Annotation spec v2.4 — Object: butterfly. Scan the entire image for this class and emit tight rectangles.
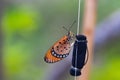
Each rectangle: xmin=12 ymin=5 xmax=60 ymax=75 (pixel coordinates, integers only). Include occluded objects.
xmin=44 ymin=21 xmax=76 ymax=63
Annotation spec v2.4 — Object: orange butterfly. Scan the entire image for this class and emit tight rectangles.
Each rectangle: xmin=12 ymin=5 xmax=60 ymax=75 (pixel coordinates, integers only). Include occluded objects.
xmin=44 ymin=21 xmax=76 ymax=63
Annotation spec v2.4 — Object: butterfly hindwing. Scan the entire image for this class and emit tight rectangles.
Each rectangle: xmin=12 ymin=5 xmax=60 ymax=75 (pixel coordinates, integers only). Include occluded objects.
xmin=44 ymin=49 xmax=62 ymax=63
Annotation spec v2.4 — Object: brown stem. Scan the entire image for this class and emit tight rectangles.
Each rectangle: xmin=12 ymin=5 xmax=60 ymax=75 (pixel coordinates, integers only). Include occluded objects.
xmin=78 ymin=0 xmax=97 ymax=80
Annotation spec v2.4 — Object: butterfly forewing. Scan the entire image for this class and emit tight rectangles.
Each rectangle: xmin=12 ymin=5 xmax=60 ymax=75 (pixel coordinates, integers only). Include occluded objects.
xmin=53 ymin=36 xmax=71 ymax=57
xmin=44 ymin=35 xmax=73 ymax=63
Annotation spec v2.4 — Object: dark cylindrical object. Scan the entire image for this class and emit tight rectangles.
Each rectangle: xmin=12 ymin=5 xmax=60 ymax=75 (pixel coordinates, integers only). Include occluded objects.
xmin=70 ymin=35 xmax=87 ymax=76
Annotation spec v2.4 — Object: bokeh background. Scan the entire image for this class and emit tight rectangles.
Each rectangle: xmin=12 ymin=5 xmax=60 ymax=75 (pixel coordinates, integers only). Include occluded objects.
xmin=0 ymin=0 xmax=120 ymax=80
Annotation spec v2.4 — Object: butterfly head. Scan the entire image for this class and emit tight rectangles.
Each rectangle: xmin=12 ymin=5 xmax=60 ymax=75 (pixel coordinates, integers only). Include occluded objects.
xmin=63 ymin=20 xmax=76 ymax=41
xmin=67 ymin=31 xmax=75 ymax=41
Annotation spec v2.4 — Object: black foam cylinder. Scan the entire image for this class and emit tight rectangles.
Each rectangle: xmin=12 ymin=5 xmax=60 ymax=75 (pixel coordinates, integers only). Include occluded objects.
xmin=70 ymin=35 xmax=87 ymax=76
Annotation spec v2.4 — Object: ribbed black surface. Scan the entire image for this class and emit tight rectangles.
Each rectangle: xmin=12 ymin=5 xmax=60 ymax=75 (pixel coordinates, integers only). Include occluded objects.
xmin=70 ymin=35 xmax=87 ymax=76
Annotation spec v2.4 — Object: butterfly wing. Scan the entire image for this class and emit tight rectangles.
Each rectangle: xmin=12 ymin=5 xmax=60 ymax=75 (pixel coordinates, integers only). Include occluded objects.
xmin=44 ymin=49 xmax=62 ymax=63
xmin=44 ymin=35 xmax=72 ymax=63
xmin=53 ymin=36 xmax=71 ymax=58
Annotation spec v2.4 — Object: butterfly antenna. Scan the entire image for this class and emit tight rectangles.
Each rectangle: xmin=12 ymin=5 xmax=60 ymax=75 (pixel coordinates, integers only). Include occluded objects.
xmin=62 ymin=20 xmax=76 ymax=32
xmin=63 ymin=26 xmax=69 ymax=32
xmin=68 ymin=20 xmax=76 ymax=31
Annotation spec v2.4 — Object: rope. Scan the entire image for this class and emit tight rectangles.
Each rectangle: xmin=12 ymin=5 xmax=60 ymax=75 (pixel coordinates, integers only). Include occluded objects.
xmin=75 ymin=0 xmax=81 ymax=79
xmin=77 ymin=0 xmax=81 ymax=35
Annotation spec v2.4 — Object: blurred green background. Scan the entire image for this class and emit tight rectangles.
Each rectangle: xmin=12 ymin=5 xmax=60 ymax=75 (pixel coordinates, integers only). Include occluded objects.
xmin=0 ymin=0 xmax=120 ymax=80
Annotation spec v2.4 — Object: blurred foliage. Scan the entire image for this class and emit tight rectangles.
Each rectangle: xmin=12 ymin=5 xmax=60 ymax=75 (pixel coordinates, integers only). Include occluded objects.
xmin=2 ymin=4 xmax=44 ymax=80
xmin=1 ymin=0 xmax=120 ymax=80
xmin=91 ymin=39 xmax=120 ymax=80
xmin=2 ymin=5 xmax=41 ymax=37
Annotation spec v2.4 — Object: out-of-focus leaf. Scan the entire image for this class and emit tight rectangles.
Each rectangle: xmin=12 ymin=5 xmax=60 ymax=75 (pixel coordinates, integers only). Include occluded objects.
xmin=2 ymin=5 xmax=42 ymax=37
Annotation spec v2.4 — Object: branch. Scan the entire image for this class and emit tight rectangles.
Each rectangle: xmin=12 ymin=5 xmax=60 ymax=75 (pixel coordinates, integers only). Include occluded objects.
xmin=79 ymin=0 xmax=97 ymax=80
xmin=94 ymin=10 xmax=120 ymax=50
